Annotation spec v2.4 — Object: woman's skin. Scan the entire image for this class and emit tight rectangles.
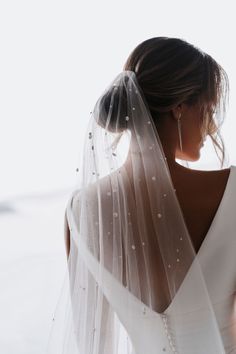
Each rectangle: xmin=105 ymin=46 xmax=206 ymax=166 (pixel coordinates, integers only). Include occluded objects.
xmin=157 ymin=102 xmax=206 ymax=167
xmin=63 ymin=101 xmax=231 ymax=312
xmin=155 ymin=103 xmax=231 ymax=253
xmin=64 ymin=102 xmax=231 ymax=259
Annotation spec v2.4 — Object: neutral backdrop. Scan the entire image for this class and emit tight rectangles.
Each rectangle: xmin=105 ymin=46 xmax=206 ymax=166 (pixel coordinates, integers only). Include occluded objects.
xmin=0 ymin=1 xmax=235 ymax=353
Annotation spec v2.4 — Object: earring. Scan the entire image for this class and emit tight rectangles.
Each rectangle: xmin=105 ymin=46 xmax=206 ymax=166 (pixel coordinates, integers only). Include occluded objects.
xmin=177 ymin=113 xmax=183 ymax=152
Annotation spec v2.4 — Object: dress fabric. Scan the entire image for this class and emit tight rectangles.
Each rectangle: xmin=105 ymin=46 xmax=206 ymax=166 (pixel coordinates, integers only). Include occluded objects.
xmin=66 ymin=165 xmax=236 ymax=354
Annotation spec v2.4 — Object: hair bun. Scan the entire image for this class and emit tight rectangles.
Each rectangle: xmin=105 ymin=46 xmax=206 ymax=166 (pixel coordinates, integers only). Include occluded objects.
xmin=95 ymin=78 xmax=130 ymax=133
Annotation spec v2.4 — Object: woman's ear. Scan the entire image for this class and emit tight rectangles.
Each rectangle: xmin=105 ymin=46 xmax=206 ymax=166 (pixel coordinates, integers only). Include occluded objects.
xmin=171 ymin=103 xmax=188 ymax=122
xmin=171 ymin=104 xmax=183 ymax=122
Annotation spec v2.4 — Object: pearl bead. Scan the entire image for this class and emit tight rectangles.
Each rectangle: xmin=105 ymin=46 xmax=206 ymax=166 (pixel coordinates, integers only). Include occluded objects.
xmin=151 ymin=176 xmax=156 ymax=181
xmin=132 ymin=107 xmax=135 ymax=110
xmin=113 ymin=212 xmax=118 ymax=218
xmin=125 ymin=116 xmax=130 ymax=121
xmin=131 ymin=244 xmax=136 ymax=250
xmin=157 ymin=213 xmax=162 ymax=218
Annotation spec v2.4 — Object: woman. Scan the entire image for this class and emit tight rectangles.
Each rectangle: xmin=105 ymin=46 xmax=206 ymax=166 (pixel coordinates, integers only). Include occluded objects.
xmin=49 ymin=37 xmax=236 ymax=353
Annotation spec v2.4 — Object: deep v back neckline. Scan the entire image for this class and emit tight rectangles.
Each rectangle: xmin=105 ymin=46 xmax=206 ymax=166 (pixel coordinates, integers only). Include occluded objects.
xmin=133 ymin=165 xmax=234 ymax=316
xmin=175 ymin=165 xmax=233 ymax=256
xmin=67 ymin=165 xmax=234 ymax=320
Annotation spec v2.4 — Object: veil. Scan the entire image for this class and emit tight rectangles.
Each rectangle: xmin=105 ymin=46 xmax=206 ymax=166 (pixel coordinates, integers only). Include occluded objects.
xmin=46 ymin=70 xmax=226 ymax=353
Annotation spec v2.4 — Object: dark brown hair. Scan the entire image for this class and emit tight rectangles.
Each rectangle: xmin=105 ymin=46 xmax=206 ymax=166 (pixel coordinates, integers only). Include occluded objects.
xmin=123 ymin=37 xmax=229 ymax=167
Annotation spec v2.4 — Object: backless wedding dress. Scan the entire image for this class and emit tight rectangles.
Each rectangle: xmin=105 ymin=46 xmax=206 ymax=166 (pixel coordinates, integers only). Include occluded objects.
xmin=65 ymin=164 xmax=236 ymax=354
xmin=47 ymin=70 xmax=235 ymax=354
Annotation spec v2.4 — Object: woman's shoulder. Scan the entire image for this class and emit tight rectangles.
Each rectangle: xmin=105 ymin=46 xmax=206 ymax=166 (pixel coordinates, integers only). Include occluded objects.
xmin=204 ymin=165 xmax=234 ymax=187
xmin=194 ymin=165 xmax=233 ymax=188
xmin=66 ymin=188 xmax=81 ymax=206
xmin=171 ymin=164 xmax=233 ymax=207
xmin=67 ymin=176 xmax=113 ymax=205
xmin=181 ymin=164 xmax=234 ymax=183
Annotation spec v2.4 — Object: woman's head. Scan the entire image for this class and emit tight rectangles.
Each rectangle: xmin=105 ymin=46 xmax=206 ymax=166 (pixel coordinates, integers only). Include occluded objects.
xmin=123 ymin=37 xmax=229 ymax=167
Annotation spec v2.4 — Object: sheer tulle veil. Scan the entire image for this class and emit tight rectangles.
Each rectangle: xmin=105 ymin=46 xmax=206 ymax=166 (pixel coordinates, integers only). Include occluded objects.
xmin=46 ymin=70 xmax=226 ymax=353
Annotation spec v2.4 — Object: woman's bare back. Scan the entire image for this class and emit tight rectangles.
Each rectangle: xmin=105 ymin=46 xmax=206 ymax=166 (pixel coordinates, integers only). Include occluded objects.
xmin=64 ymin=165 xmax=231 ymax=312
xmin=170 ymin=166 xmax=231 ymax=254
xmin=146 ymin=165 xmax=232 ymax=312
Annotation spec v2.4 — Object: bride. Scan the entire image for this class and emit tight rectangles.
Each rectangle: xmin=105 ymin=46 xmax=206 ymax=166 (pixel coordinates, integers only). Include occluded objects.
xmin=48 ymin=37 xmax=236 ymax=353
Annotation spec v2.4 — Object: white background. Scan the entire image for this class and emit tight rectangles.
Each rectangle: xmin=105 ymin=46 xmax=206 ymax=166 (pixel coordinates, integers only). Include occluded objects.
xmin=0 ymin=0 xmax=235 ymax=353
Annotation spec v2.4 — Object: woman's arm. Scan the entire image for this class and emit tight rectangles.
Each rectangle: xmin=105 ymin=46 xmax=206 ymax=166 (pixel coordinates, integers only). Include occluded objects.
xmin=64 ymin=211 xmax=70 ymax=260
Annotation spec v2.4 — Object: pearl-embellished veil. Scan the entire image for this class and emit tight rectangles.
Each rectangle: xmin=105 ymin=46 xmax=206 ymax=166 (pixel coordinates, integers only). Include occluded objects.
xmin=47 ymin=70 xmax=226 ymax=353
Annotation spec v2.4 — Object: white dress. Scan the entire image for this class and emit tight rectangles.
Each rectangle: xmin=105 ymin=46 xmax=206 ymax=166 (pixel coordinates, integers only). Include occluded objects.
xmin=66 ymin=165 xmax=236 ymax=354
